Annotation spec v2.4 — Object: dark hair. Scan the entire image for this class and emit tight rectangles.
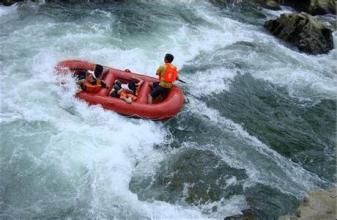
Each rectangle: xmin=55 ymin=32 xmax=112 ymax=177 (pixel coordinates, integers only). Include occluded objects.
xmin=115 ymin=80 xmax=122 ymax=87
xmin=164 ymin=53 xmax=174 ymax=63
xmin=113 ymin=84 xmax=121 ymax=91
xmin=94 ymin=64 xmax=104 ymax=78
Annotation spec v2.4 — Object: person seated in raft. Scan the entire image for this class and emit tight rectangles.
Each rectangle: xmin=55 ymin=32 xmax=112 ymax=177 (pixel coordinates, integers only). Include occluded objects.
xmin=74 ymin=64 xmax=105 ymax=81
xmin=78 ymin=71 xmax=108 ymax=93
xmin=123 ymin=69 xmax=144 ymax=96
xmin=109 ymin=80 xmax=137 ymax=104
xmin=93 ymin=64 xmax=105 ymax=79
xmin=148 ymin=53 xmax=179 ymax=104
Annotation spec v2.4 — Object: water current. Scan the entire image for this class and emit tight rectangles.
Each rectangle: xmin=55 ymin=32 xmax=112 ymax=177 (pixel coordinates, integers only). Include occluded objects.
xmin=0 ymin=1 xmax=336 ymax=219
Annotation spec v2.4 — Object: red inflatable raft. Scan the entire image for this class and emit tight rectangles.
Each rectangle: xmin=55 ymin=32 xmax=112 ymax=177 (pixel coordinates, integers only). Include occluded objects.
xmin=56 ymin=60 xmax=185 ymax=120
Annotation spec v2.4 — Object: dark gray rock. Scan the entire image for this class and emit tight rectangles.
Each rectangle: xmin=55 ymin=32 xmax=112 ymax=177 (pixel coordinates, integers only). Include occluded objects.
xmin=1 ymin=0 xmax=17 ymax=6
xmin=252 ymin=0 xmax=336 ymax=15
xmin=264 ymin=0 xmax=282 ymax=10
xmin=264 ymin=12 xmax=334 ymax=54
xmin=130 ymin=148 xmax=248 ymax=205
xmin=308 ymin=0 xmax=336 ymax=14
xmin=285 ymin=0 xmax=337 ymax=15
xmin=254 ymin=0 xmax=282 ymax=10
xmin=0 ymin=0 xmax=30 ymax=6
xmin=224 ymin=209 xmax=256 ymax=220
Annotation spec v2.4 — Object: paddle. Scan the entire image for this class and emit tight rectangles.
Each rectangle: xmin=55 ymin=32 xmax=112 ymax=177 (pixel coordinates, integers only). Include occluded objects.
xmin=177 ymin=78 xmax=187 ymax=84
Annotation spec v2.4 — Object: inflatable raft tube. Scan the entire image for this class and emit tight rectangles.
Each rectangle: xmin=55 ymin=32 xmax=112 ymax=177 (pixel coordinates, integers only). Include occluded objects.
xmin=56 ymin=60 xmax=185 ymax=120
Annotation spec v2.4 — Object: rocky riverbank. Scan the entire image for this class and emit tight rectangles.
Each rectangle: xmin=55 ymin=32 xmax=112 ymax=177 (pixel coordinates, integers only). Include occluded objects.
xmin=260 ymin=0 xmax=335 ymax=55
xmin=264 ymin=12 xmax=334 ymax=54
xmin=0 ymin=0 xmax=21 ymax=6
xmin=255 ymin=0 xmax=336 ymax=15
xmin=212 ymin=0 xmax=336 ymax=55
xmin=224 ymin=187 xmax=336 ymax=220
xmin=279 ymin=187 xmax=337 ymax=220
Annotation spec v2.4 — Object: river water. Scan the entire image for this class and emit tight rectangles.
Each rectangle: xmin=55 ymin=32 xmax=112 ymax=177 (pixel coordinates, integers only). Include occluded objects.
xmin=0 ymin=1 xmax=336 ymax=219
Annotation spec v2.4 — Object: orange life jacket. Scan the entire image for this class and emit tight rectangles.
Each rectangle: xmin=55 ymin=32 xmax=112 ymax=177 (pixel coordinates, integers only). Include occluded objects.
xmin=160 ymin=63 xmax=178 ymax=83
xmin=84 ymin=80 xmax=101 ymax=93
xmin=120 ymin=90 xmax=137 ymax=101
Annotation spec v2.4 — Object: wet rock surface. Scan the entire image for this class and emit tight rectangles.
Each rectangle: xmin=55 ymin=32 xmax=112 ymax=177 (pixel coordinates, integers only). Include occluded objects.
xmin=130 ymin=148 xmax=248 ymax=205
xmin=1 ymin=0 xmax=20 ymax=6
xmin=224 ymin=209 xmax=256 ymax=220
xmin=255 ymin=0 xmax=336 ymax=15
xmin=223 ymin=183 xmax=299 ymax=219
xmin=130 ymin=147 xmax=299 ymax=219
xmin=264 ymin=0 xmax=281 ymax=10
xmin=283 ymin=0 xmax=336 ymax=15
xmin=279 ymin=187 xmax=337 ymax=220
xmin=264 ymin=12 xmax=334 ymax=54
xmin=254 ymin=0 xmax=282 ymax=10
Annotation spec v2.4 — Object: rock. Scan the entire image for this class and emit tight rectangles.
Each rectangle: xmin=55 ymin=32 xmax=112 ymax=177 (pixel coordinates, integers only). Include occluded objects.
xmin=244 ymin=183 xmax=299 ymax=219
xmin=306 ymin=0 xmax=336 ymax=15
xmin=265 ymin=0 xmax=281 ymax=10
xmin=282 ymin=0 xmax=336 ymax=15
xmin=1 ymin=0 xmax=38 ymax=6
xmin=264 ymin=12 xmax=334 ymax=54
xmin=252 ymin=0 xmax=281 ymax=10
xmin=278 ymin=187 xmax=337 ymax=220
xmin=278 ymin=216 xmax=298 ymax=220
xmin=1 ymin=0 xmax=15 ymax=6
xmin=129 ymin=148 xmax=248 ymax=205
xmin=295 ymin=187 xmax=337 ymax=219
xmin=253 ymin=0 xmax=336 ymax=15
xmin=224 ymin=209 xmax=256 ymax=220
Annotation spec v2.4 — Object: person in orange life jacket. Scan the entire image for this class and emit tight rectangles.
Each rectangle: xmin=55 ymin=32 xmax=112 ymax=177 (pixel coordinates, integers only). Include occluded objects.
xmin=148 ymin=53 xmax=179 ymax=104
xmin=108 ymin=69 xmax=144 ymax=103
xmin=109 ymin=80 xmax=138 ymax=104
xmin=75 ymin=64 xmax=105 ymax=82
xmin=79 ymin=71 xmax=108 ymax=93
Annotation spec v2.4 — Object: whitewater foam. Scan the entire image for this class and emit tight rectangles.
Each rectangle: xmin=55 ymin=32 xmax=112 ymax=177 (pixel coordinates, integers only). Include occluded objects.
xmin=186 ymin=98 xmax=327 ymax=197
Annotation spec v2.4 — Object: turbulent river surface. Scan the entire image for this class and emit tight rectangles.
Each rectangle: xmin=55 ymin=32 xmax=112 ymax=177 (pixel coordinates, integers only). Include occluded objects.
xmin=0 ymin=1 xmax=336 ymax=219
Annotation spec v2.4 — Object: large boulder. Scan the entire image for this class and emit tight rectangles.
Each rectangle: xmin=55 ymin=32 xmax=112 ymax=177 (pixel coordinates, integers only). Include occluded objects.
xmin=1 ymin=0 xmax=16 ymax=6
xmin=265 ymin=0 xmax=282 ymax=10
xmin=254 ymin=0 xmax=282 ymax=10
xmin=264 ymin=12 xmax=334 ymax=54
xmin=224 ymin=209 xmax=256 ymax=220
xmin=1 ymin=0 xmax=24 ymax=6
xmin=279 ymin=187 xmax=337 ymax=220
xmin=281 ymin=0 xmax=337 ymax=15
xmin=129 ymin=148 xmax=247 ymax=205
xmin=252 ymin=0 xmax=336 ymax=15
xmin=307 ymin=0 xmax=336 ymax=14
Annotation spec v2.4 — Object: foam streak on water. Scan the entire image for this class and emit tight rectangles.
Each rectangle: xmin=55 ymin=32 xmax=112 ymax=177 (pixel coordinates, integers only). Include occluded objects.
xmin=186 ymin=98 xmax=326 ymax=197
